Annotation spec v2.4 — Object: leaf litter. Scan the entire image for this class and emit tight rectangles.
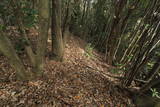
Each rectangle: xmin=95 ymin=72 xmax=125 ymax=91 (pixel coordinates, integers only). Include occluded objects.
xmin=0 ymin=29 xmax=135 ymax=107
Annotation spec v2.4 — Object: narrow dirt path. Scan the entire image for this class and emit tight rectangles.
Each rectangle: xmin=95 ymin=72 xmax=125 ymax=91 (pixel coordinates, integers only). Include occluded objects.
xmin=0 ymin=34 xmax=134 ymax=106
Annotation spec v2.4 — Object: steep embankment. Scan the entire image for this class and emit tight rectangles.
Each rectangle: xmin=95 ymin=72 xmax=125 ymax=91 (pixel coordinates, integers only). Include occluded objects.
xmin=0 ymin=32 xmax=134 ymax=106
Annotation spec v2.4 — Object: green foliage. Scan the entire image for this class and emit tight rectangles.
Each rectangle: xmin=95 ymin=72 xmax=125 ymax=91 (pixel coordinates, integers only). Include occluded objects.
xmin=147 ymin=61 xmax=154 ymax=70
xmin=109 ymin=62 xmax=126 ymax=74
xmin=0 ymin=0 xmax=14 ymax=25
xmin=85 ymin=43 xmax=94 ymax=58
xmin=127 ymin=55 xmax=133 ymax=60
xmin=151 ymin=88 xmax=160 ymax=99
xmin=0 ymin=24 xmax=4 ymax=31
xmin=0 ymin=0 xmax=37 ymax=28
xmin=109 ymin=68 xmax=123 ymax=74
xmin=18 ymin=0 xmax=38 ymax=28
xmin=23 ymin=8 xmax=38 ymax=28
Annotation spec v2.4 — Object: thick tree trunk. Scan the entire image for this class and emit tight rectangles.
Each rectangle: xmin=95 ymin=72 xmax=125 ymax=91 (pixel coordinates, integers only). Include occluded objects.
xmin=11 ymin=0 xmax=36 ymax=67
xmin=18 ymin=26 xmax=36 ymax=67
xmin=51 ymin=0 xmax=64 ymax=61
xmin=35 ymin=0 xmax=50 ymax=73
xmin=0 ymin=32 xmax=29 ymax=80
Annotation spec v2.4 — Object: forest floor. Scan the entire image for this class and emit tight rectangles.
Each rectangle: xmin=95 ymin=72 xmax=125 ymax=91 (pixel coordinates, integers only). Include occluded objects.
xmin=0 ymin=29 xmax=135 ymax=107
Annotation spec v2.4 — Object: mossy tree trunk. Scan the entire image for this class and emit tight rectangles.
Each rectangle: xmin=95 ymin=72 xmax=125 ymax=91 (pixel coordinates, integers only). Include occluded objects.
xmin=0 ymin=32 xmax=29 ymax=80
xmin=35 ymin=0 xmax=50 ymax=73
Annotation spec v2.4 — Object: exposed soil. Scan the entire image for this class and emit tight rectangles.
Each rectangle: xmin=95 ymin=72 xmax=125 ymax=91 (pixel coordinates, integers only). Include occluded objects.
xmin=0 ymin=30 xmax=135 ymax=107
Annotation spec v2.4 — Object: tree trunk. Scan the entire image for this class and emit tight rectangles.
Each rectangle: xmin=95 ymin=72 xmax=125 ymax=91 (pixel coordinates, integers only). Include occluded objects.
xmin=51 ymin=0 xmax=64 ymax=61
xmin=122 ymin=21 xmax=160 ymax=87
xmin=11 ymin=0 xmax=36 ymax=67
xmin=0 ymin=32 xmax=29 ymax=80
xmin=106 ymin=0 xmax=127 ymax=65
xmin=35 ymin=0 xmax=50 ymax=73
xmin=62 ymin=0 xmax=70 ymax=37
xmin=62 ymin=0 xmax=71 ymax=47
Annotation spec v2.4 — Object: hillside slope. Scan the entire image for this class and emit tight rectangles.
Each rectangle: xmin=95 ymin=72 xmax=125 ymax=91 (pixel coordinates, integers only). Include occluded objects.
xmin=0 ymin=33 xmax=134 ymax=106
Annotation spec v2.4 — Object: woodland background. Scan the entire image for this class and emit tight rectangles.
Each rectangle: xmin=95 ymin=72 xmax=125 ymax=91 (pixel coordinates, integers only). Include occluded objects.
xmin=0 ymin=0 xmax=160 ymax=106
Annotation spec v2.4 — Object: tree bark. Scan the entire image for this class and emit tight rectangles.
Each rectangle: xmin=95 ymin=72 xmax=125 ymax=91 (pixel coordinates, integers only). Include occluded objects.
xmin=0 ymin=32 xmax=29 ymax=80
xmin=62 ymin=0 xmax=71 ymax=47
xmin=35 ymin=0 xmax=50 ymax=73
xmin=122 ymin=21 xmax=160 ymax=87
xmin=51 ymin=0 xmax=64 ymax=61
xmin=106 ymin=0 xmax=127 ymax=65
xmin=10 ymin=0 xmax=36 ymax=67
